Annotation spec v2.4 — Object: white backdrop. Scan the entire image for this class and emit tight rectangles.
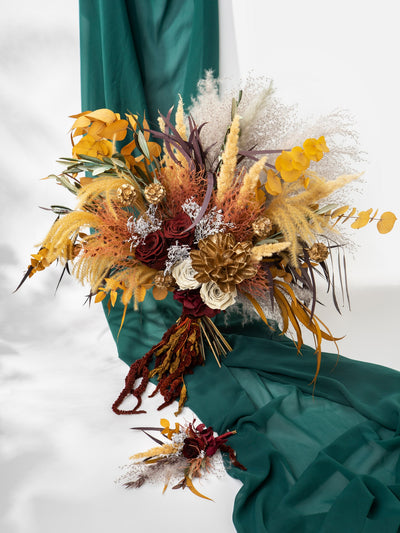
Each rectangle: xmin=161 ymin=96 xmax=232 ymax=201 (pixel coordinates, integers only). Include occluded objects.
xmin=1 ymin=2 xmax=399 ymax=532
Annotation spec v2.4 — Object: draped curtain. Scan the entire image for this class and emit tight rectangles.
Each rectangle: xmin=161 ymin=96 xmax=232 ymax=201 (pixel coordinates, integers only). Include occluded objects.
xmin=79 ymin=2 xmax=400 ymax=531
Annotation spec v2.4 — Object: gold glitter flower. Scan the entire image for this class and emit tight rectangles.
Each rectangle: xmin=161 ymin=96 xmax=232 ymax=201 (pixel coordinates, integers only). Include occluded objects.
xmin=153 ymin=271 xmax=175 ymax=289
xmin=308 ymin=242 xmax=329 ymax=262
xmin=190 ymin=233 xmax=257 ymax=293
xmin=117 ymin=183 xmax=137 ymax=206
xmin=252 ymin=216 xmax=273 ymax=238
xmin=144 ymin=183 xmax=166 ymax=204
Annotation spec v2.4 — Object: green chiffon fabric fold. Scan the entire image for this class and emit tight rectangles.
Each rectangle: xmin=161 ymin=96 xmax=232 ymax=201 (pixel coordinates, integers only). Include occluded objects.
xmin=79 ymin=2 xmax=400 ymax=531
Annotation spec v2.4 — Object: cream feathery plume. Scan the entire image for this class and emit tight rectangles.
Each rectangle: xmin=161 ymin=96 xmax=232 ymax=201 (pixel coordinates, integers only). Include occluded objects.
xmin=175 ymin=95 xmax=187 ymax=141
xmin=237 ymin=156 xmax=268 ymax=206
xmin=251 ymin=241 xmax=291 ymax=262
xmin=217 ymin=113 xmax=240 ymax=202
xmin=174 ymin=95 xmax=188 ymax=167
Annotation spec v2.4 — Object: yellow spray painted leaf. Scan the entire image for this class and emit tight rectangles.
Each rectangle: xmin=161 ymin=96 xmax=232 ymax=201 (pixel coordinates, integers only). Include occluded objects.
xmin=71 ymin=115 xmax=91 ymax=130
xmin=351 ymin=208 xmax=373 ymax=229
xmin=341 ymin=207 xmax=357 ymax=224
xmin=86 ymin=108 xmax=117 ymax=124
xmin=377 ymin=211 xmax=397 ymax=234
xmin=369 ymin=208 xmax=379 ymax=223
xmin=331 ymin=205 xmax=349 ymax=218
xmin=110 ymin=290 xmax=118 ymax=307
xmin=94 ymin=291 xmax=106 ymax=303
xmin=265 ymin=169 xmax=282 ymax=196
xmin=185 ymin=477 xmax=213 ymax=501
xmin=102 ymin=119 xmax=129 ymax=141
xmin=153 ymin=285 xmax=168 ymax=301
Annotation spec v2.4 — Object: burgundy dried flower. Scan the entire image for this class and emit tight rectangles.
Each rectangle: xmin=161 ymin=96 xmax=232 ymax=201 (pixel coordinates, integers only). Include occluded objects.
xmin=173 ymin=289 xmax=219 ymax=318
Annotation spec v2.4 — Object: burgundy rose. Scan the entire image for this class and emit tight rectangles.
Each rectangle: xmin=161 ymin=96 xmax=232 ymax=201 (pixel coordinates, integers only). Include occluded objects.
xmin=182 ymin=437 xmax=203 ymax=459
xmin=163 ymin=212 xmax=194 ymax=245
xmin=135 ymin=230 xmax=168 ymax=270
xmin=173 ymin=289 xmax=219 ymax=318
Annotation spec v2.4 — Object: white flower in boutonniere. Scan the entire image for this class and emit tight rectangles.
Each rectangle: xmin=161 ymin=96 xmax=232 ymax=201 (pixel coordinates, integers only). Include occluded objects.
xmin=200 ymin=281 xmax=237 ymax=310
xmin=171 ymin=258 xmax=201 ymax=290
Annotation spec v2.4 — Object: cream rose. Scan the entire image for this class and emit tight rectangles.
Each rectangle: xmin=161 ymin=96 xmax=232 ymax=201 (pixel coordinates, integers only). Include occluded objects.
xmin=171 ymin=258 xmax=201 ymax=290
xmin=200 ymin=281 xmax=237 ymax=310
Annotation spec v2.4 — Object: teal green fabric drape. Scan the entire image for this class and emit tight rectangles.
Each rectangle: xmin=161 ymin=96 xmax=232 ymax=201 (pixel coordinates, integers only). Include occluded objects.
xmin=79 ymin=2 xmax=400 ymax=532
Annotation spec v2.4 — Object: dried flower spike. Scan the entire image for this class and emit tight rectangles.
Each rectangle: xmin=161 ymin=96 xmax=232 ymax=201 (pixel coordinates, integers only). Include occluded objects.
xmin=117 ymin=183 xmax=137 ymax=206
xmin=144 ymin=183 xmax=166 ymax=204
xmin=308 ymin=242 xmax=329 ymax=262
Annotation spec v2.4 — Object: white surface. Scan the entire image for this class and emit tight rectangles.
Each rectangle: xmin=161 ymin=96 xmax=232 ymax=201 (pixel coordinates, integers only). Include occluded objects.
xmin=1 ymin=2 xmax=399 ymax=533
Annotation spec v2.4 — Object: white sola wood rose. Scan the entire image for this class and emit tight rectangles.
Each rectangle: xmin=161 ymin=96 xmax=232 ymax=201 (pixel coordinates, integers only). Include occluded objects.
xmin=171 ymin=258 xmax=201 ymax=290
xmin=200 ymin=281 xmax=237 ymax=310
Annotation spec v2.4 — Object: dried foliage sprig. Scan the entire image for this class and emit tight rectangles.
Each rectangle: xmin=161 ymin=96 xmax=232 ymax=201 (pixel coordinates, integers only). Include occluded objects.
xmin=116 ymin=418 xmax=245 ymax=500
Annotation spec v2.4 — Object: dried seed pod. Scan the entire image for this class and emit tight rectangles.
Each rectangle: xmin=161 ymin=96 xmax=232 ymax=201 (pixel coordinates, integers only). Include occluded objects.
xmin=252 ymin=216 xmax=273 ymax=238
xmin=144 ymin=183 xmax=166 ymax=205
xmin=117 ymin=183 xmax=137 ymax=206
xmin=308 ymin=242 xmax=329 ymax=262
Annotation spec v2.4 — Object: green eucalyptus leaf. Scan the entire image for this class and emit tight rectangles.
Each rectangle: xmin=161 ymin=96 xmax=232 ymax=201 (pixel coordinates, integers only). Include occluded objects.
xmin=137 ymin=130 xmax=150 ymax=159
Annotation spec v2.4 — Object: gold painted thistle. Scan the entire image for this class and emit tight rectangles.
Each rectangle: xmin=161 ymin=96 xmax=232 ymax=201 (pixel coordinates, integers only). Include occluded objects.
xmin=117 ymin=183 xmax=137 ymax=206
xmin=153 ymin=271 xmax=175 ymax=289
xmin=144 ymin=183 xmax=166 ymax=204
xmin=252 ymin=216 xmax=273 ymax=238
xmin=190 ymin=233 xmax=257 ymax=293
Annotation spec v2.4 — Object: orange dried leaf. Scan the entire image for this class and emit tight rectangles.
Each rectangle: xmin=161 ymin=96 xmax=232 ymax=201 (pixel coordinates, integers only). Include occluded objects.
xmin=377 ymin=211 xmax=397 ymax=234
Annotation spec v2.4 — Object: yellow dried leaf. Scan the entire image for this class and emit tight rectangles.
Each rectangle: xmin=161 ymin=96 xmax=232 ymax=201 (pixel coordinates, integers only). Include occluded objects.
xmin=71 ymin=115 xmax=91 ymax=130
xmin=87 ymin=120 xmax=105 ymax=140
xmin=152 ymin=285 xmax=168 ymax=301
xmin=351 ymin=208 xmax=373 ymax=229
xmin=377 ymin=211 xmax=397 ymax=234
xmin=110 ymin=290 xmax=118 ymax=307
xmin=94 ymin=291 xmax=106 ymax=303
xmin=341 ymin=207 xmax=357 ymax=224
xmin=265 ymin=169 xmax=282 ymax=196
xmin=331 ymin=205 xmax=349 ymax=218
xmin=185 ymin=477 xmax=213 ymax=501
xmin=102 ymin=119 xmax=129 ymax=141
xmin=120 ymin=139 xmax=136 ymax=156
xmin=86 ymin=108 xmax=117 ymax=124
xmin=369 ymin=208 xmax=379 ymax=223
